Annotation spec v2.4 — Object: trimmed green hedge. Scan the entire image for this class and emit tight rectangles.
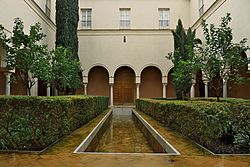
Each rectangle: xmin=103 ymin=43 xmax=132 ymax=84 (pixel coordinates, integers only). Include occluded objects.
xmin=0 ymin=95 xmax=109 ymax=151
xmin=136 ymin=98 xmax=250 ymax=154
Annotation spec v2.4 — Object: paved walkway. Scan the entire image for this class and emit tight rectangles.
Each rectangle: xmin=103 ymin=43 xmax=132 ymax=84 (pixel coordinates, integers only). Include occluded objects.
xmin=0 ymin=108 xmax=249 ymax=167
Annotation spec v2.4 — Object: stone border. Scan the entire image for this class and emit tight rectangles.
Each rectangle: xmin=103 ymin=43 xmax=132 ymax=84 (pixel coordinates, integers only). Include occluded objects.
xmin=0 ymin=138 xmax=61 ymax=154
xmin=194 ymin=142 xmax=250 ymax=156
xmin=74 ymin=109 xmax=113 ymax=153
xmin=74 ymin=108 xmax=180 ymax=155
xmin=132 ymin=110 xmax=180 ymax=155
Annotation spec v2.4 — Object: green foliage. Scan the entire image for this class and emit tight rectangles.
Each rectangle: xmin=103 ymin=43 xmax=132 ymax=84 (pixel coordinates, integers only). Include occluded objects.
xmin=48 ymin=46 xmax=83 ymax=92
xmin=55 ymin=0 xmax=81 ymax=94
xmin=196 ymin=13 xmax=249 ymax=101
xmin=171 ymin=60 xmax=193 ymax=99
xmin=168 ymin=19 xmax=201 ymax=99
xmin=0 ymin=18 xmax=51 ymax=95
xmin=0 ymin=95 xmax=109 ymax=151
xmin=56 ymin=0 xmax=79 ymax=60
xmin=136 ymin=98 xmax=250 ymax=154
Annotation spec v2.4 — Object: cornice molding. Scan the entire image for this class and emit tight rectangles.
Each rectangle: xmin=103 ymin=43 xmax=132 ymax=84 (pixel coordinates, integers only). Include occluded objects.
xmin=24 ymin=0 xmax=56 ymax=31
xmin=78 ymin=29 xmax=173 ymax=36
xmin=192 ymin=0 xmax=227 ymax=30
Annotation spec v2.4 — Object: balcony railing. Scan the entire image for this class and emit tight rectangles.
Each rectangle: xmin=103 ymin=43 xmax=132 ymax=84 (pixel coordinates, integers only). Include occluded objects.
xmin=159 ymin=20 xmax=170 ymax=29
xmin=120 ymin=20 xmax=130 ymax=29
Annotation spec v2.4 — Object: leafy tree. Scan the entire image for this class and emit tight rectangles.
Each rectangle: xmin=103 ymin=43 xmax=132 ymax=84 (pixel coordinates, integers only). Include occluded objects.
xmin=196 ymin=13 xmax=249 ymax=101
xmin=56 ymin=0 xmax=79 ymax=60
xmin=168 ymin=19 xmax=201 ymax=99
xmin=48 ymin=46 xmax=82 ymax=94
xmin=56 ymin=0 xmax=82 ymax=94
xmin=0 ymin=18 xmax=51 ymax=95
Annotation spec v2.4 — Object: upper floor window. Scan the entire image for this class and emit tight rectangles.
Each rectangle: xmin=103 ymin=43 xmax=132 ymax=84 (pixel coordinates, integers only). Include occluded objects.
xmin=81 ymin=9 xmax=92 ymax=29
xmin=120 ymin=8 xmax=130 ymax=29
xmin=45 ymin=0 xmax=51 ymax=18
xmin=159 ymin=8 xmax=170 ymax=29
xmin=199 ymin=0 xmax=204 ymax=16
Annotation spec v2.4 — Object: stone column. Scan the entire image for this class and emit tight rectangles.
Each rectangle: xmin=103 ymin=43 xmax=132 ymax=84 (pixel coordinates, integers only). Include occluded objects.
xmin=202 ymin=71 xmax=209 ymax=98
xmin=136 ymin=83 xmax=140 ymax=99
xmin=54 ymin=88 xmax=58 ymax=96
xmin=136 ymin=76 xmax=141 ymax=99
xmin=84 ymin=83 xmax=87 ymax=95
xmin=4 ymin=72 xmax=12 ymax=95
xmin=110 ymin=83 xmax=114 ymax=106
xmin=46 ymin=86 xmax=50 ymax=96
xmin=204 ymin=81 xmax=209 ymax=98
xmin=223 ymin=79 xmax=228 ymax=98
xmin=162 ymin=83 xmax=167 ymax=98
xmin=30 ymin=78 xmax=38 ymax=96
xmin=190 ymin=79 xmax=196 ymax=98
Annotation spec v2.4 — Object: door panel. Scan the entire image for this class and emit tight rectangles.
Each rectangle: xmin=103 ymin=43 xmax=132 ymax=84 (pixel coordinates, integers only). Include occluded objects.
xmin=114 ymin=67 xmax=135 ymax=105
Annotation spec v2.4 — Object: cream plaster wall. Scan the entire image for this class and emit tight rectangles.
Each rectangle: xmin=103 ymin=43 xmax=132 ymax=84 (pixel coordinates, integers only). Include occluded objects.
xmin=79 ymin=30 xmax=174 ymax=82
xmin=0 ymin=0 xmax=56 ymax=52
xmin=190 ymin=0 xmax=216 ymax=25
xmin=79 ymin=0 xmax=190 ymax=29
xmin=78 ymin=0 xmax=191 ymax=83
xmin=191 ymin=0 xmax=250 ymax=58
xmin=34 ymin=0 xmax=56 ymax=23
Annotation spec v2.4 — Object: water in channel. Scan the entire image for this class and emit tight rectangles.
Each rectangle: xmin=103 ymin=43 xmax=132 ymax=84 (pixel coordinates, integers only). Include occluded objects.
xmin=95 ymin=108 xmax=154 ymax=153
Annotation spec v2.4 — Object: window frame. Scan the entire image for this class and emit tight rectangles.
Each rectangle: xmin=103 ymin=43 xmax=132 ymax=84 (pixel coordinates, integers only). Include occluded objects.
xmin=81 ymin=8 xmax=92 ymax=29
xmin=45 ymin=0 xmax=51 ymax=18
xmin=119 ymin=8 xmax=131 ymax=29
xmin=199 ymin=0 xmax=204 ymax=16
xmin=158 ymin=8 xmax=170 ymax=29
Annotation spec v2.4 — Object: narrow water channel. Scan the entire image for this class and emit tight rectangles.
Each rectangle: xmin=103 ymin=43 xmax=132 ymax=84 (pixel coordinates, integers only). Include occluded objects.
xmin=95 ymin=108 xmax=154 ymax=153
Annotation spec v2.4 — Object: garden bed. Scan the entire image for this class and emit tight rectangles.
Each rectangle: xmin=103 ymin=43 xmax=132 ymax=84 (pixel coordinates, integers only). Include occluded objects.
xmin=136 ymin=98 xmax=250 ymax=154
xmin=0 ymin=95 xmax=109 ymax=151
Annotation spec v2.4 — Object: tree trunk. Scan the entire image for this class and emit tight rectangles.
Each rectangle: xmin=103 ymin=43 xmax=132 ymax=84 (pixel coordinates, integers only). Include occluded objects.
xmin=216 ymin=96 xmax=220 ymax=102
xmin=28 ymin=88 xmax=31 ymax=96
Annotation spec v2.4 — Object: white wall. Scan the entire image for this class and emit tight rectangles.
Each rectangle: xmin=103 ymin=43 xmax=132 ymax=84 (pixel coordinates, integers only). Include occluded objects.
xmin=79 ymin=0 xmax=190 ymax=30
xmin=191 ymin=0 xmax=250 ymax=58
xmin=78 ymin=0 xmax=191 ymax=83
xmin=0 ymin=0 xmax=56 ymax=52
xmin=79 ymin=30 xmax=174 ymax=80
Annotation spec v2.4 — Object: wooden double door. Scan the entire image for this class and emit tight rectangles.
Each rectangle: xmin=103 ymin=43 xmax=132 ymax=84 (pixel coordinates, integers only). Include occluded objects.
xmin=114 ymin=67 xmax=135 ymax=105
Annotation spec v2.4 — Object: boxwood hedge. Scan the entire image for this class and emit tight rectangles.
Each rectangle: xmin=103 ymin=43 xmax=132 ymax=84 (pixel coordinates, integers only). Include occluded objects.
xmin=136 ymin=98 xmax=250 ymax=154
xmin=0 ymin=95 xmax=109 ymax=151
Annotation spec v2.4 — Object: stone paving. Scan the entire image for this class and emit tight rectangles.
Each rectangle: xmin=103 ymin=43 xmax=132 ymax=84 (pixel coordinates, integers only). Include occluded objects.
xmin=0 ymin=108 xmax=249 ymax=167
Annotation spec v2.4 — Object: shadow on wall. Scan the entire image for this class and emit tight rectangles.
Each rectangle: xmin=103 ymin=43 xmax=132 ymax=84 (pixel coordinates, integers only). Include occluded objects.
xmin=140 ymin=66 xmax=162 ymax=98
xmin=166 ymin=68 xmax=176 ymax=98
xmin=228 ymin=52 xmax=250 ymax=99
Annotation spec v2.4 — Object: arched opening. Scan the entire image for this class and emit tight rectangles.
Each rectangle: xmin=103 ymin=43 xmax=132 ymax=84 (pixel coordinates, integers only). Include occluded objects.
xmin=209 ymin=75 xmax=223 ymax=97
xmin=0 ymin=44 xmax=6 ymax=95
xmin=228 ymin=52 xmax=250 ymax=99
xmin=195 ymin=70 xmax=205 ymax=97
xmin=10 ymin=70 xmax=27 ymax=95
xmin=166 ymin=68 xmax=175 ymax=98
xmin=140 ymin=66 xmax=162 ymax=98
xmin=38 ymin=79 xmax=47 ymax=96
xmin=114 ymin=66 xmax=135 ymax=105
xmin=0 ymin=69 xmax=5 ymax=95
xmin=88 ymin=66 xmax=109 ymax=96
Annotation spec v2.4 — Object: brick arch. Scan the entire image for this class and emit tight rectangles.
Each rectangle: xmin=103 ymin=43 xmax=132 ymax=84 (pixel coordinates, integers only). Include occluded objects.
xmin=87 ymin=66 xmax=109 ymax=96
xmin=140 ymin=66 xmax=162 ymax=98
